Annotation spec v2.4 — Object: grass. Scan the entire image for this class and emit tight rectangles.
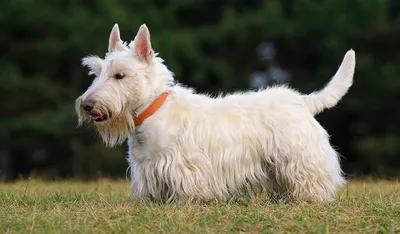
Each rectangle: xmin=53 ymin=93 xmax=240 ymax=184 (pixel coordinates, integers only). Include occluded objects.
xmin=1 ymin=178 xmax=399 ymax=233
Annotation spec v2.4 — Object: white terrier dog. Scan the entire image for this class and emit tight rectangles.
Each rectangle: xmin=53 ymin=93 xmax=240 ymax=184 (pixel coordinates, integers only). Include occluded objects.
xmin=76 ymin=23 xmax=355 ymax=203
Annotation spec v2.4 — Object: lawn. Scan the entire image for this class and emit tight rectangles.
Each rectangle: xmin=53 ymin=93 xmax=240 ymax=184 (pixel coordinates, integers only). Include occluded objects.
xmin=1 ymin=178 xmax=399 ymax=233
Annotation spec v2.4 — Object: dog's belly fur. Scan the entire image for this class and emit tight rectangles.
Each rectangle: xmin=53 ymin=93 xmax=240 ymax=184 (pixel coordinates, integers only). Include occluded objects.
xmin=128 ymin=86 xmax=345 ymax=203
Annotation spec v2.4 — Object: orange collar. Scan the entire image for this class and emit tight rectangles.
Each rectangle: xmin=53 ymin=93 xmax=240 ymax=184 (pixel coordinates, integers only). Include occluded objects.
xmin=134 ymin=92 xmax=169 ymax=126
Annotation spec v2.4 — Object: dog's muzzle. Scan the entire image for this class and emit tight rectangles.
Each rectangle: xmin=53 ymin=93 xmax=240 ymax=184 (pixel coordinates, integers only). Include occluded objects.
xmin=81 ymin=100 xmax=108 ymax=122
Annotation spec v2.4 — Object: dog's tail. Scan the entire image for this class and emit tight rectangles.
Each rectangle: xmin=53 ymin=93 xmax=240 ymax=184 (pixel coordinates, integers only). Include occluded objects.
xmin=303 ymin=49 xmax=356 ymax=115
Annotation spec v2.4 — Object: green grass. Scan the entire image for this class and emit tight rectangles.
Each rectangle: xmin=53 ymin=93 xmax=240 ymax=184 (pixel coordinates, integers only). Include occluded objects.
xmin=1 ymin=179 xmax=399 ymax=233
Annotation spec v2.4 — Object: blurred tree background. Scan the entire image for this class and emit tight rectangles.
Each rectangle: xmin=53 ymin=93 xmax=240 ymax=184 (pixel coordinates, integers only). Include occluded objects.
xmin=1 ymin=0 xmax=399 ymax=181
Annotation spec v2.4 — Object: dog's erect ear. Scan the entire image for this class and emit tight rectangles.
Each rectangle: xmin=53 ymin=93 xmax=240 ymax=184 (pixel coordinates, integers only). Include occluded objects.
xmin=132 ymin=24 xmax=154 ymax=61
xmin=108 ymin=24 xmax=122 ymax=52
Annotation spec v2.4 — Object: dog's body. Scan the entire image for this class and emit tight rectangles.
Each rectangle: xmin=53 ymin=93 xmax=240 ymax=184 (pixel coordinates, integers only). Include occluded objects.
xmin=76 ymin=24 xmax=355 ymax=203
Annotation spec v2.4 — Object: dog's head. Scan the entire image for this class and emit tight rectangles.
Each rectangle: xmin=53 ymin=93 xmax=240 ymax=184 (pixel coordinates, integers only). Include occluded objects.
xmin=75 ymin=24 xmax=173 ymax=147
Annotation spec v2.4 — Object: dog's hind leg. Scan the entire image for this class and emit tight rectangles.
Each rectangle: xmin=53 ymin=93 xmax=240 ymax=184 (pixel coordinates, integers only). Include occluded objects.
xmin=268 ymin=120 xmax=345 ymax=203
xmin=271 ymin=150 xmax=337 ymax=202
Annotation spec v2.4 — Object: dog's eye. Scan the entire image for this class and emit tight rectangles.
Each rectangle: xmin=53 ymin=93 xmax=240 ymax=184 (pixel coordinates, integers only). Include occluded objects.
xmin=114 ymin=73 xmax=124 ymax=79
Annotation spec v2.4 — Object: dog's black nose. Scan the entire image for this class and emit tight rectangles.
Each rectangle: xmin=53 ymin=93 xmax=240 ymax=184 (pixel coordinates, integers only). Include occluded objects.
xmin=81 ymin=100 xmax=94 ymax=112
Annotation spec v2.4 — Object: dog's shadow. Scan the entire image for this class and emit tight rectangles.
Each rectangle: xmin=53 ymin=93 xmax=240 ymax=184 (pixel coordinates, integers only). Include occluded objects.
xmin=125 ymin=189 xmax=295 ymax=207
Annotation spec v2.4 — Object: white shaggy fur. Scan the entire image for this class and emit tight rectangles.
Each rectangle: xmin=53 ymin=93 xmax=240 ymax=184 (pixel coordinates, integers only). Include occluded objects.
xmin=76 ymin=24 xmax=356 ymax=203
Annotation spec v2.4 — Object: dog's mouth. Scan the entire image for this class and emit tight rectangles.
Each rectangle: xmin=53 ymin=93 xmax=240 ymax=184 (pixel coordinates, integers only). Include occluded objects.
xmin=82 ymin=108 xmax=109 ymax=122
xmin=91 ymin=113 xmax=108 ymax=122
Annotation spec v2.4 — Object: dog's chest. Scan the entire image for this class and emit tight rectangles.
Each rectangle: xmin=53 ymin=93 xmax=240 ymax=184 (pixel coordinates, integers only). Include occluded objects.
xmin=133 ymin=127 xmax=147 ymax=145
xmin=129 ymin=122 xmax=176 ymax=160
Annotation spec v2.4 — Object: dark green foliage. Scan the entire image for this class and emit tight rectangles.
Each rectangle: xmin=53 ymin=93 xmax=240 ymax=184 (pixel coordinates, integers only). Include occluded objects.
xmin=0 ymin=0 xmax=399 ymax=180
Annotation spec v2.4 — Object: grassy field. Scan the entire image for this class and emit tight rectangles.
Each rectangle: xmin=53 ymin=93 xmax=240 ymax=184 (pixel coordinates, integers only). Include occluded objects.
xmin=1 ymin=178 xmax=399 ymax=233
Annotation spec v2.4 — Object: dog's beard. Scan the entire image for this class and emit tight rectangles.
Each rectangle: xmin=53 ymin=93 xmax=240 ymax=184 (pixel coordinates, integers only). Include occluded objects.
xmin=75 ymin=100 xmax=135 ymax=147
xmin=94 ymin=110 xmax=135 ymax=147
